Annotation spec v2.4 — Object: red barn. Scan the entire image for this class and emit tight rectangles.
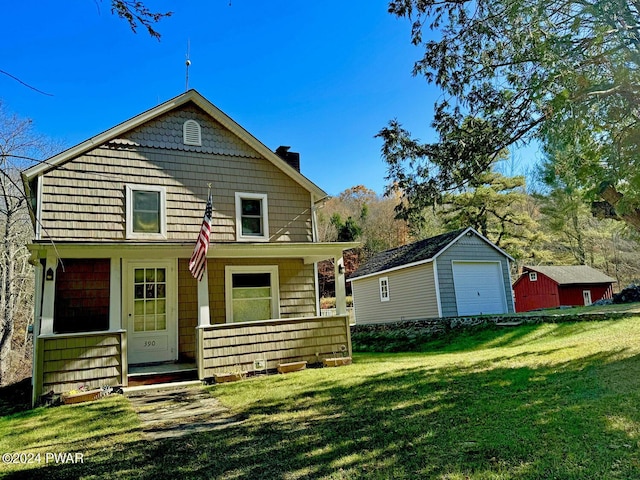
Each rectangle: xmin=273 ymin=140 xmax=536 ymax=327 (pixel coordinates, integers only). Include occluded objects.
xmin=513 ymin=265 xmax=615 ymax=313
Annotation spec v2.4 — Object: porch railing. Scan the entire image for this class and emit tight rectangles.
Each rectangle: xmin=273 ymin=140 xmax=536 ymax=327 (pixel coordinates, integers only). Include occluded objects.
xmin=34 ymin=330 xmax=127 ymax=401
xmin=196 ymin=315 xmax=351 ymax=379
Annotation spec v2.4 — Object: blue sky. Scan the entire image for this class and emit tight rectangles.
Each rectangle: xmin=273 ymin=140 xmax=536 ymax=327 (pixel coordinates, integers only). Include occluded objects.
xmin=0 ymin=1 xmax=449 ymax=195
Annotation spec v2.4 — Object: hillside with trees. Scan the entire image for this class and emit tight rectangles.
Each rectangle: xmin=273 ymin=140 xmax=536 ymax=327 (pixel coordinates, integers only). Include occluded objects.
xmin=318 ymin=181 xmax=640 ymax=298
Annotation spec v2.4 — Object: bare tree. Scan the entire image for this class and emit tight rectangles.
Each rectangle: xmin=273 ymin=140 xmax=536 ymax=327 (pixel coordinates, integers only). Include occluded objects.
xmin=107 ymin=1 xmax=172 ymax=39
xmin=0 ymin=105 xmax=52 ymax=386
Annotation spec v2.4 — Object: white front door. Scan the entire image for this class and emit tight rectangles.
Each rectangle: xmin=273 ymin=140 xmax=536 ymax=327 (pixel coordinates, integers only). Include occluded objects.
xmin=583 ymin=290 xmax=592 ymax=306
xmin=126 ymin=260 xmax=177 ymax=365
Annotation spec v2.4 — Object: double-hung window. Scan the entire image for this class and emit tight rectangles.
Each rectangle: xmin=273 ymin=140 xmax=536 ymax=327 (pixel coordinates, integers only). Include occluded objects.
xmin=225 ymin=266 xmax=280 ymax=322
xmin=235 ymin=192 xmax=269 ymax=241
xmin=379 ymin=277 xmax=390 ymax=302
xmin=126 ymin=185 xmax=167 ymax=239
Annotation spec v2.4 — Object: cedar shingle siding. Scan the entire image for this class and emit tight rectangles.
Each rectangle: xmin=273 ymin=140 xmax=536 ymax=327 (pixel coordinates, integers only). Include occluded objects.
xmin=40 ymin=104 xmax=313 ymax=242
xmin=39 ymin=333 xmax=124 ymax=394
xmin=205 ymin=258 xmax=317 ymax=325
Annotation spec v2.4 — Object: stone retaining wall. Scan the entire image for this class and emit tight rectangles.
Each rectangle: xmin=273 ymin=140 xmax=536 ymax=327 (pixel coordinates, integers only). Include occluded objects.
xmin=350 ymin=311 xmax=639 ymax=352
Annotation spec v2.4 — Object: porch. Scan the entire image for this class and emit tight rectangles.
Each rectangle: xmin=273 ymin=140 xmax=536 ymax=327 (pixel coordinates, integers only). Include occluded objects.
xmin=29 ymin=241 xmax=357 ymax=404
xmin=33 ymin=315 xmax=351 ymax=401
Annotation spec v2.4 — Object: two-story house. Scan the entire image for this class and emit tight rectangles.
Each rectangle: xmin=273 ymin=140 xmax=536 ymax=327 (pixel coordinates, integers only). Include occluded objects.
xmin=22 ymin=90 xmax=356 ymax=404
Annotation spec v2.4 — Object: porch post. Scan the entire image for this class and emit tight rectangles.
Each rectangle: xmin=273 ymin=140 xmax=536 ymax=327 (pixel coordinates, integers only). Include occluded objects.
xmin=109 ymin=258 xmax=122 ymax=331
xmin=31 ymin=262 xmax=43 ymax=406
xmin=40 ymin=253 xmax=58 ymax=335
xmin=197 ymin=265 xmax=211 ymax=326
xmin=334 ymin=253 xmax=346 ymax=316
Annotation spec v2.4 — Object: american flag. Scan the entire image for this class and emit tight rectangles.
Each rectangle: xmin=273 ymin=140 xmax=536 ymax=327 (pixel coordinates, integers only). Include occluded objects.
xmin=189 ymin=191 xmax=213 ymax=281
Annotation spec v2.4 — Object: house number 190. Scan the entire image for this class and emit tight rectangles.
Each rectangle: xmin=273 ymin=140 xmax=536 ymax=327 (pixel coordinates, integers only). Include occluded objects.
xmin=144 ymin=341 xmax=156 ymax=347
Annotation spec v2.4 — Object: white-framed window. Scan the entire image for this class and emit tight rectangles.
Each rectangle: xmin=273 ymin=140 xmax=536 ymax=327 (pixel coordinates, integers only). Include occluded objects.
xmin=235 ymin=192 xmax=269 ymax=241
xmin=529 ymin=272 xmax=538 ymax=282
xmin=183 ymin=120 xmax=202 ymax=146
xmin=225 ymin=265 xmax=280 ymax=322
xmin=379 ymin=277 xmax=390 ymax=302
xmin=125 ymin=184 xmax=167 ymax=240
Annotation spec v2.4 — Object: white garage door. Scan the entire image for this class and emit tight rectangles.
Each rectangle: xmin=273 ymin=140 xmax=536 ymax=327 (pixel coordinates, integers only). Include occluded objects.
xmin=452 ymin=261 xmax=507 ymax=316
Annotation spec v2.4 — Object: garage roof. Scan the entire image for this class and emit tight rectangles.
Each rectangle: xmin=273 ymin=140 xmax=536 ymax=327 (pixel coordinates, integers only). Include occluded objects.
xmin=349 ymin=227 xmax=513 ymax=281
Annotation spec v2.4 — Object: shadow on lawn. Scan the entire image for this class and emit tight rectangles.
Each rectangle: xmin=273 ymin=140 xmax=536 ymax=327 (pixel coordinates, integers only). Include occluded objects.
xmin=417 ymin=320 xmax=616 ymax=354
xmin=0 ymin=378 xmax=32 ymax=416
xmin=352 ymin=319 xmax=619 ymax=355
xmin=4 ymin=349 xmax=640 ymax=479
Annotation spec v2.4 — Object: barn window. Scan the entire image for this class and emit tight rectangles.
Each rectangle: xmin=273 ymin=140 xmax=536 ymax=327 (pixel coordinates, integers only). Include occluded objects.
xmin=379 ymin=277 xmax=390 ymax=302
xmin=183 ymin=120 xmax=202 ymax=146
xmin=529 ymin=272 xmax=538 ymax=282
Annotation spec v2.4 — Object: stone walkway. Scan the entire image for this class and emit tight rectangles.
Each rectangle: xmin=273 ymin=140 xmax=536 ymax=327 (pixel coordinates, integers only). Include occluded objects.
xmin=126 ymin=384 xmax=243 ymax=440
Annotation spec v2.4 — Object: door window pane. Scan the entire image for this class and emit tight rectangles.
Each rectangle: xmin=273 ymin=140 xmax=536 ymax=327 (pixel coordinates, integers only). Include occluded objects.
xmin=134 ymin=300 xmax=144 ymax=315
xmin=145 ymin=268 xmax=156 ymax=282
xmin=145 ymin=316 xmax=155 ymax=331
xmin=134 ymin=316 xmax=144 ymax=332
xmin=133 ymin=267 xmax=168 ymax=331
xmin=145 ymin=300 xmax=155 ymax=314
xmin=135 ymin=268 xmax=145 ymax=283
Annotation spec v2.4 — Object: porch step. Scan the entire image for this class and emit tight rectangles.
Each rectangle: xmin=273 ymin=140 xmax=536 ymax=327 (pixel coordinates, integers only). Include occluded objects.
xmin=123 ymin=380 xmax=202 ymax=395
xmin=127 ymin=364 xmax=198 ymax=387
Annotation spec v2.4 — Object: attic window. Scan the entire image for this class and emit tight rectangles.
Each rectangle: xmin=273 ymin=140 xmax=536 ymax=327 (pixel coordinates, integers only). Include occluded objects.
xmin=183 ymin=120 xmax=202 ymax=146
xmin=529 ymin=272 xmax=538 ymax=282
xmin=125 ymin=184 xmax=167 ymax=240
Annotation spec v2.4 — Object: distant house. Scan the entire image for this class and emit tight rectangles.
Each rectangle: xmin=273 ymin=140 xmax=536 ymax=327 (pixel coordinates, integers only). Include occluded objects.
xmin=513 ymin=265 xmax=615 ymax=312
xmin=22 ymin=90 xmax=357 ymax=404
xmin=348 ymin=227 xmax=515 ymax=324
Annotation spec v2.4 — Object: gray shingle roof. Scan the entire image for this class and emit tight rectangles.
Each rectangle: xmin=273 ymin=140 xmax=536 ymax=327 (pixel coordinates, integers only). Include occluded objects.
xmin=349 ymin=228 xmax=466 ymax=280
xmin=525 ymin=265 xmax=615 ymax=285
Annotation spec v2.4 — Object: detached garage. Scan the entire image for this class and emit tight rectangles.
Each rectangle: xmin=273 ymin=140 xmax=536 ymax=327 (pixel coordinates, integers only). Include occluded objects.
xmin=348 ymin=227 xmax=515 ymax=324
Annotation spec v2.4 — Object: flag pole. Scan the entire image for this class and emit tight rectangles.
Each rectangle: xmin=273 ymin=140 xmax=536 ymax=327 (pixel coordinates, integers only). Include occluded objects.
xmin=189 ymin=183 xmax=213 ymax=281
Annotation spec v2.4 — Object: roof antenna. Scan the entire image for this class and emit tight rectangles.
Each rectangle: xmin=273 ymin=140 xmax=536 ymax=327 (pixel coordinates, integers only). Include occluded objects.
xmin=185 ymin=39 xmax=191 ymax=91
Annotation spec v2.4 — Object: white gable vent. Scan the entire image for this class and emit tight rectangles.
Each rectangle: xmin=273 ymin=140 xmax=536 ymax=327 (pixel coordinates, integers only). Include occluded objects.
xmin=183 ymin=119 xmax=202 ymax=146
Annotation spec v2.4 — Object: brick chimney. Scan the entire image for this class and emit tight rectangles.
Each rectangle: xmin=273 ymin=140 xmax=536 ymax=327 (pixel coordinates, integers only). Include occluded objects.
xmin=275 ymin=146 xmax=300 ymax=172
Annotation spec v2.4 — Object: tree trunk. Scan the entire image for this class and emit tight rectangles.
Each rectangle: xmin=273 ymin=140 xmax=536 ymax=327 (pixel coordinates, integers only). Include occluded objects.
xmin=0 ymin=197 xmax=13 ymax=386
xmin=571 ymin=210 xmax=586 ymax=264
xmin=599 ymin=185 xmax=640 ymax=232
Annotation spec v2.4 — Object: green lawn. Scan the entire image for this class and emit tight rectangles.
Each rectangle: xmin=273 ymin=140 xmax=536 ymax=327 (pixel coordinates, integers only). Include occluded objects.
xmin=2 ymin=318 xmax=640 ymax=479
